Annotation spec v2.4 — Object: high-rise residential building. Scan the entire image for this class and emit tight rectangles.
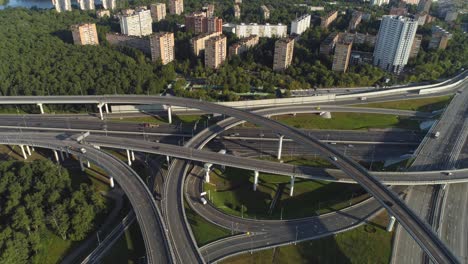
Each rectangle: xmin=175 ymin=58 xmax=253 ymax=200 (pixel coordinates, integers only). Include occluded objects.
xmin=120 ymin=8 xmax=153 ymax=37
xmin=320 ymin=11 xmax=338 ymax=29
xmin=102 ymin=0 xmax=116 ymax=10
xmin=291 ymin=14 xmax=311 ymax=35
xmin=191 ymin=32 xmax=222 ymax=56
xmin=348 ymin=11 xmax=362 ymax=31
xmin=401 ymin=0 xmax=420 ymax=5
xmin=169 ymin=0 xmax=183 ymax=15
xmin=150 ymin=32 xmax=175 ymax=65
xmin=229 ymin=35 xmax=259 ymax=57
xmin=428 ymin=25 xmax=452 ymax=50
xmin=234 ymin=4 xmax=241 ymax=19
xmin=445 ymin=11 xmax=458 ymax=22
xmin=52 ymin=0 xmax=71 ymax=12
xmin=205 ymin=35 xmax=227 ymax=69
xmin=106 ymin=33 xmax=151 ymax=54
xmin=273 ymin=37 xmax=294 ymax=71
xmin=203 ymin=4 xmax=215 ymax=18
xmin=390 ymin=7 xmax=408 ymax=16
xmin=235 ymin=23 xmax=287 ymax=38
xmin=418 ymin=0 xmax=431 ymax=13
xmin=260 ymin=5 xmax=270 ymax=20
xmin=370 ymin=0 xmax=389 ymax=6
xmin=150 ymin=3 xmax=166 ymax=22
xmin=71 ymin=23 xmax=99 ymax=45
xmin=97 ymin=10 xmax=110 ymax=18
xmin=234 ymin=0 xmax=241 ymax=4
xmin=373 ymin=15 xmax=418 ymax=74
xmin=77 ymin=0 xmax=94 ymax=10
xmin=409 ymin=34 xmax=422 ymax=58
xmin=415 ymin=12 xmax=427 ymax=26
xmin=332 ymin=40 xmax=353 ymax=72
xmin=185 ymin=12 xmax=222 ymax=34
xmin=320 ymin=32 xmax=339 ymax=55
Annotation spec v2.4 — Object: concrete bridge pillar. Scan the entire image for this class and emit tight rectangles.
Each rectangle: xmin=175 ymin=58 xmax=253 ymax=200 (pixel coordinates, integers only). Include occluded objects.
xmin=166 ymin=155 xmax=170 ymax=165
xmin=59 ymin=151 xmax=65 ymax=161
xmin=109 ymin=177 xmax=115 ymax=188
xmin=126 ymin=149 xmax=132 ymax=166
xmin=37 ymin=103 xmax=44 ymax=114
xmin=19 ymin=145 xmax=27 ymax=160
xmin=204 ymin=163 xmax=213 ymax=183
xmin=97 ymin=103 xmax=104 ymax=120
xmin=86 ymin=160 xmax=91 ymax=168
xmin=79 ymin=158 xmax=85 ymax=172
xmin=277 ymin=135 xmax=284 ymax=160
xmin=290 ymin=176 xmax=295 ymax=196
xmin=53 ymin=150 xmax=60 ymax=163
xmin=320 ymin=111 xmax=332 ymax=119
xmin=387 ymin=216 xmax=396 ymax=232
xmin=253 ymin=171 xmax=259 ymax=191
xmin=131 ymin=150 xmax=135 ymax=161
xmin=167 ymin=105 xmax=172 ymax=124
xmin=105 ymin=103 xmax=109 ymax=114
xmin=25 ymin=145 xmax=32 ymax=156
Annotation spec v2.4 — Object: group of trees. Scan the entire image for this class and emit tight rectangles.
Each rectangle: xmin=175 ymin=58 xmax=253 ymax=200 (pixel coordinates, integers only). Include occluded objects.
xmin=0 ymin=160 xmax=107 ymax=263
xmin=0 ymin=9 xmax=175 ymax=98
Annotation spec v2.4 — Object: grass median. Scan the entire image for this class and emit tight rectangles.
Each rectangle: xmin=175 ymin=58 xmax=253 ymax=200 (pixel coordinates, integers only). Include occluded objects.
xmin=221 ymin=211 xmax=393 ymax=264
xmin=354 ymin=95 xmax=453 ymax=112
xmin=203 ymin=156 xmax=368 ymax=220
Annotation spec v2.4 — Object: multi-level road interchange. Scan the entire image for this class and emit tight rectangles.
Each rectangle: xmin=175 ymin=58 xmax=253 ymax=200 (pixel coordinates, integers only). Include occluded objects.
xmin=0 ymin=71 xmax=466 ymax=263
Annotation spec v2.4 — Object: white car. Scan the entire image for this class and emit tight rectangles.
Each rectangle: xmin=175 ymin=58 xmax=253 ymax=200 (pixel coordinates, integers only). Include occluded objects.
xmin=80 ymin=148 xmax=87 ymax=154
xmin=200 ymin=197 xmax=207 ymax=205
xmin=330 ymin=156 xmax=338 ymax=161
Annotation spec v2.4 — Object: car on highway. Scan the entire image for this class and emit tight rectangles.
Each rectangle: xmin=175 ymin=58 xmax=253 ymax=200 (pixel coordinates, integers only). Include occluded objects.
xmin=142 ymin=123 xmax=159 ymax=128
xmin=330 ymin=156 xmax=338 ymax=161
xmin=434 ymin=131 xmax=440 ymax=138
xmin=80 ymin=148 xmax=87 ymax=154
xmin=444 ymin=172 xmax=453 ymax=176
xmin=200 ymin=197 xmax=207 ymax=205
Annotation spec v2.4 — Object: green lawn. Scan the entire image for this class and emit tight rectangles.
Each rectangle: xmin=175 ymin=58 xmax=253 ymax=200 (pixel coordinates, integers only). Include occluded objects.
xmin=185 ymin=203 xmax=232 ymax=246
xmin=355 ymin=95 xmax=453 ymax=112
xmin=221 ymin=211 xmax=393 ymax=264
xmin=271 ymin=113 xmax=419 ymax=130
xmin=34 ymin=230 xmax=75 ymax=264
xmin=203 ymin=156 xmax=368 ymax=220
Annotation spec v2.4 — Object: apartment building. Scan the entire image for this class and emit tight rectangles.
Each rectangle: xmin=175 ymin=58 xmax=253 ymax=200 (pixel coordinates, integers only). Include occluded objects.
xmin=229 ymin=35 xmax=259 ymax=57
xmin=150 ymin=32 xmax=175 ymax=65
xmin=169 ymin=0 xmax=183 ymax=15
xmin=150 ymin=3 xmax=166 ymax=22
xmin=71 ymin=23 xmax=99 ymax=45
xmin=320 ymin=11 xmax=338 ymax=29
xmin=191 ymin=32 xmax=222 ymax=56
xmin=120 ymin=8 xmax=153 ymax=37
xmin=235 ymin=23 xmax=287 ymax=38
xmin=291 ymin=14 xmax=311 ymax=35
xmin=205 ymin=35 xmax=227 ymax=69
xmin=273 ymin=37 xmax=294 ymax=71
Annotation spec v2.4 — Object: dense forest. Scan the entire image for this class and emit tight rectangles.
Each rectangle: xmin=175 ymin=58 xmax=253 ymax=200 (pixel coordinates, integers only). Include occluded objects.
xmin=0 ymin=160 xmax=107 ymax=263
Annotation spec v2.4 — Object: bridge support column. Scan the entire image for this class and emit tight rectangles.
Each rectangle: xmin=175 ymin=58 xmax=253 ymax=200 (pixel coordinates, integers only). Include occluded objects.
xmin=19 ymin=145 xmax=27 ymax=159
xmin=65 ymin=151 xmax=69 ymax=158
xmin=97 ymin=103 xmax=104 ymax=120
xmin=166 ymin=155 xmax=170 ymax=164
xmin=387 ymin=216 xmax=396 ymax=232
xmin=31 ymin=147 xmax=35 ymax=152
xmin=109 ymin=177 xmax=115 ymax=188
xmin=277 ymin=135 xmax=284 ymax=160
xmin=167 ymin=106 xmax=172 ymax=124
xmin=204 ymin=163 xmax=212 ymax=183
xmin=290 ymin=176 xmax=295 ymax=196
xmin=25 ymin=145 xmax=32 ymax=156
xmin=59 ymin=151 xmax=65 ymax=161
xmin=320 ymin=111 xmax=332 ymax=119
xmin=79 ymin=158 xmax=85 ymax=172
xmin=131 ymin=150 xmax=135 ymax=161
xmin=105 ymin=103 xmax=109 ymax=114
xmin=126 ymin=149 xmax=132 ymax=166
xmin=86 ymin=160 xmax=91 ymax=168
xmin=53 ymin=150 xmax=59 ymax=163
xmin=253 ymin=171 xmax=259 ymax=191
xmin=37 ymin=103 xmax=44 ymax=114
